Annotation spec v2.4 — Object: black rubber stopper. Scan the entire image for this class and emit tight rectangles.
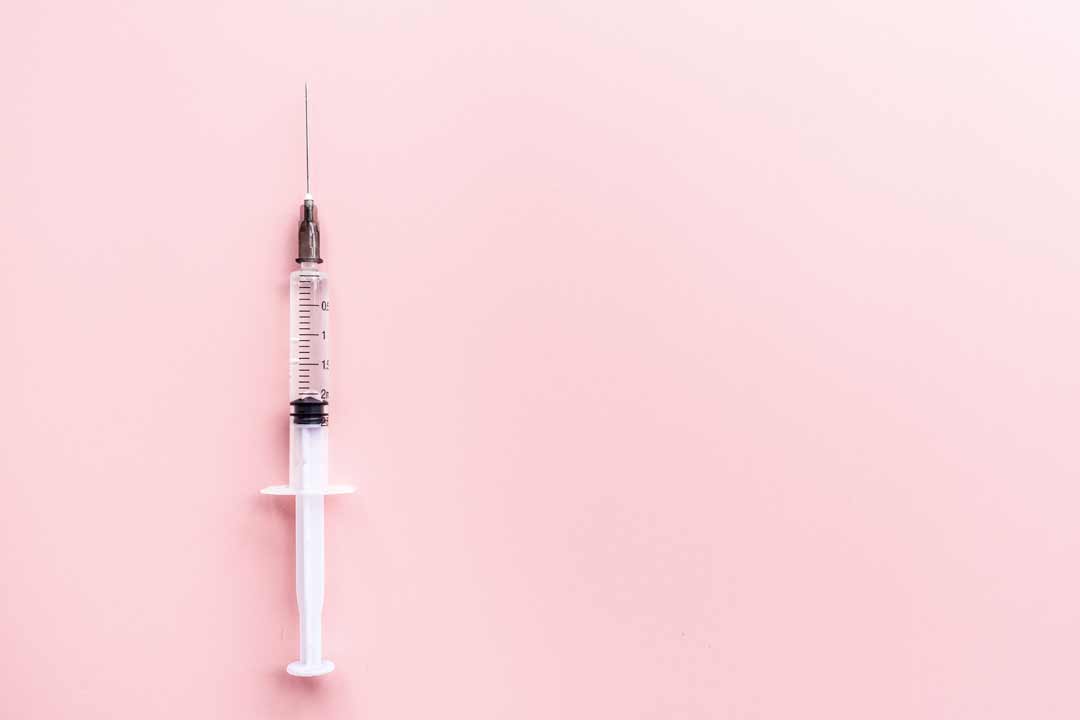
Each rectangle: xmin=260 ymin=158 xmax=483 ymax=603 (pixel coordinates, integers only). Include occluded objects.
xmin=290 ymin=398 xmax=328 ymax=425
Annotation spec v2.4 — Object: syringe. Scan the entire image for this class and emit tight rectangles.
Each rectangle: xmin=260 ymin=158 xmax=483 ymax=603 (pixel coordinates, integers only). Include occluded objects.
xmin=262 ymin=85 xmax=354 ymax=677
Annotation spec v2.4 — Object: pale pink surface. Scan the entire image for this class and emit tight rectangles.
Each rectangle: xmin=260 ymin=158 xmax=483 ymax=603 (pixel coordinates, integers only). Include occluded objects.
xmin=3 ymin=0 xmax=1080 ymax=717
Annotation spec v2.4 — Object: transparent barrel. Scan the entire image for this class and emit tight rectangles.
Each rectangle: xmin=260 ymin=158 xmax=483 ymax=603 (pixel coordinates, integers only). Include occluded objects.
xmin=290 ymin=265 xmax=330 ymax=403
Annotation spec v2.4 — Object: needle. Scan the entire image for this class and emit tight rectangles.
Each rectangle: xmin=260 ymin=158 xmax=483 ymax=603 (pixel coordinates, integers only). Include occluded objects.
xmin=304 ymin=83 xmax=311 ymax=199
xmin=298 ymin=83 xmax=321 ymax=264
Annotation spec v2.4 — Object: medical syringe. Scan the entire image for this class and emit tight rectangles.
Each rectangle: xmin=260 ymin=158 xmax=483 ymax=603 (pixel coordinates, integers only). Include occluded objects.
xmin=262 ymin=85 xmax=355 ymax=677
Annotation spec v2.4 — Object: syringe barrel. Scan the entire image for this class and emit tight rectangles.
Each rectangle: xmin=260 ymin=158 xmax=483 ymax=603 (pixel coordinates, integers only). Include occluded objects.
xmin=289 ymin=263 xmax=330 ymax=488
xmin=289 ymin=265 xmax=330 ymax=405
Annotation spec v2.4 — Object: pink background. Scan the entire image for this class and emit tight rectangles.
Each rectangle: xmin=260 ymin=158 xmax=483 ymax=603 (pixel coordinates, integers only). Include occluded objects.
xmin=4 ymin=1 xmax=1080 ymax=717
